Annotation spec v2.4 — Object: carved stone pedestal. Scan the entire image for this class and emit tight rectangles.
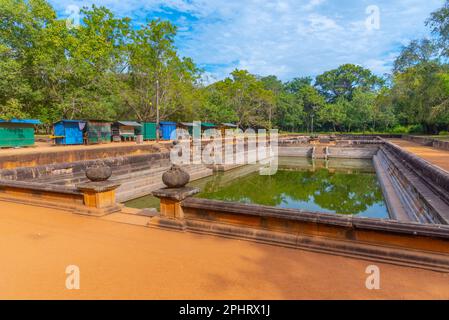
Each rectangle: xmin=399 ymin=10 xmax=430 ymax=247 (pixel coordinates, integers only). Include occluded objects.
xmin=152 ymin=187 xmax=199 ymax=220
xmin=76 ymin=181 xmax=121 ymax=214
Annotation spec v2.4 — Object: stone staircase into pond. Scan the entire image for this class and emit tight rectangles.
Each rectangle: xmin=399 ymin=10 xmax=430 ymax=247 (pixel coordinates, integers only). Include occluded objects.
xmin=24 ymin=160 xmax=213 ymax=203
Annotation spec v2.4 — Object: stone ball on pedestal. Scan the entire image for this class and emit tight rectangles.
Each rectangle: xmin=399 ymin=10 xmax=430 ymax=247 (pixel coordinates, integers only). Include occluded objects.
xmin=86 ymin=161 xmax=112 ymax=182
xmin=162 ymin=164 xmax=190 ymax=188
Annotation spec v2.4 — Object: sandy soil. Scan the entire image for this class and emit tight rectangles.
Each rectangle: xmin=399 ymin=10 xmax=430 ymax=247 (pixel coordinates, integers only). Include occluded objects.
xmin=388 ymin=139 xmax=449 ymax=172
xmin=1 ymin=201 xmax=449 ymax=300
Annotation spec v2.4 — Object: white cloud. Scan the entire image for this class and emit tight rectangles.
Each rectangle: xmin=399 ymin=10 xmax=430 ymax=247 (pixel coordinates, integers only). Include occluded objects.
xmin=304 ymin=0 xmax=326 ymax=11
xmin=49 ymin=0 xmax=445 ymax=81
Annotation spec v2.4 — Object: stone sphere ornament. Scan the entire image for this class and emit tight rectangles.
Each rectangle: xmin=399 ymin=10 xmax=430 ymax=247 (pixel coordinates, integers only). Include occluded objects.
xmin=162 ymin=165 xmax=190 ymax=188
xmin=85 ymin=161 xmax=112 ymax=182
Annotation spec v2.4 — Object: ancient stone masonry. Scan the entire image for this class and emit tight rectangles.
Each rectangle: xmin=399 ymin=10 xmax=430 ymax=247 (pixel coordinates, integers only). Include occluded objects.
xmin=404 ymin=135 xmax=449 ymax=152
xmin=374 ymin=138 xmax=449 ymax=224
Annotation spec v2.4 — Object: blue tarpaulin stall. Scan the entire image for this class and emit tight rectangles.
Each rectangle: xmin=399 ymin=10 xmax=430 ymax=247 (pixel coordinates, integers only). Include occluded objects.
xmin=159 ymin=121 xmax=177 ymax=140
xmin=53 ymin=120 xmax=86 ymax=145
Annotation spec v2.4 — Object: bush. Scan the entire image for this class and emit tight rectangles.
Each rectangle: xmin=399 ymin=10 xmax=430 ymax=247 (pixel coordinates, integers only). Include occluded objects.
xmin=391 ymin=125 xmax=409 ymax=134
xmin=408 ymin=124 xmax=425 ymax=134
xmin=439 ymin=131 xmax=449 ymax=136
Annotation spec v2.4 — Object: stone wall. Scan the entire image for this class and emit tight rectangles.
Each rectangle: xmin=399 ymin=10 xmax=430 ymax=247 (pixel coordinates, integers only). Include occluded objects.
xmin=374 ymin=140 xmax=449 ymax=224
xmin=327 ymin=146 xmax=379 ymax=159
xmin=0 ymin=143 xmax=170 ymax=169
xmin=0 ymin=152 xmax=171 ymax=182
xmin=177 ymin=197 xmax=449 ymax=272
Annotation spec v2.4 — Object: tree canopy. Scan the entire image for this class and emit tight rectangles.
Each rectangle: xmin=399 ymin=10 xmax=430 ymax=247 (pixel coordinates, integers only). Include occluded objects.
xmin=0 ymin=0 xmax=448 ymax=134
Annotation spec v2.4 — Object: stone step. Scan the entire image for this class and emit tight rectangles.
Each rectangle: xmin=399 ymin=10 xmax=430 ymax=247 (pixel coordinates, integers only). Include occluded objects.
xmin=30 ymin=161 xmax=157 ymax=184
xmin=32 ymin=162 xmax=203 ymax=185
xmin=117 ymin=166 xmax=212 ymax=190
xmin=116 ymin=166 xmax=213 ymax=202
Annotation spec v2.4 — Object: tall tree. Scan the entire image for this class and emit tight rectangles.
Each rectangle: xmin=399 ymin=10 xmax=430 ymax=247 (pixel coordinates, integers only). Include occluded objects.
xmin=427 ymin=0 xmax=449 ymax=57
xmin=315 ymin=64 xmax=384 ymax=102
xmin=122 ymin=19 xmax=200 ymax=122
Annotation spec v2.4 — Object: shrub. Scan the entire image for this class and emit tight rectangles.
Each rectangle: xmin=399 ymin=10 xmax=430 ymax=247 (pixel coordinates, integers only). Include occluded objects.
xmin=408 ymin=124 xmax=425 ymax=134
xmin=439 ymin=131 xmax=449 ymax=136
xmin=391 ymin=125 xmax=409 ymax=134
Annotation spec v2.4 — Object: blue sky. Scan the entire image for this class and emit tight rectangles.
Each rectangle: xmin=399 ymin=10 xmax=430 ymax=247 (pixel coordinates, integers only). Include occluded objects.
xmin=49 ymin=0 xmax=445 ymax=82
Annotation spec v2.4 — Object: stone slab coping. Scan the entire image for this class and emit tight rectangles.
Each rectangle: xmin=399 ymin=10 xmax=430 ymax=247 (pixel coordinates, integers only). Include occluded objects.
xmin=182 ymin=198 xmax=449 ymax=240
xmin=0 ymin=179 xmax=81 ymax=195
xmin=152 ymin=187 xmax=199 ymax=201
xmin=76 ymin=181 xmax=121 ymax=193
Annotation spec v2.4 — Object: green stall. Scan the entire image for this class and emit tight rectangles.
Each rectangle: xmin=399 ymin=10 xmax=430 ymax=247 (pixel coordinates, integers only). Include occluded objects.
xmin=86 ymin=120 xmax=112 ymax=144
xmin=0 ymin=119 xmax=41 ymax=148
xmin=142 ymin=122 xmax=157 ymax=140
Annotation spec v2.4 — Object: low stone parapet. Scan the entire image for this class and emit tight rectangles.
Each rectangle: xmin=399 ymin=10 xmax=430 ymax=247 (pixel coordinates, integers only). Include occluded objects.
xmin=404 ymin=135 xmax=449 ymax=151
xmin=178 ymin=197 xmax=449 ymax=272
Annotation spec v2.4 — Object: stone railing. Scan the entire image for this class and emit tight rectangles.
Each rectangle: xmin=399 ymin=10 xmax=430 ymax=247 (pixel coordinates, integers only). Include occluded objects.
xmin=382 ymin=140 xmax=449 ymax=196
xmin=0 ymin=170 xmax=121 ymax=216
xmin=149 ymin=185 xmax=449 ymax=272
xmin=403 ymin=135 xmax=449 ymax=152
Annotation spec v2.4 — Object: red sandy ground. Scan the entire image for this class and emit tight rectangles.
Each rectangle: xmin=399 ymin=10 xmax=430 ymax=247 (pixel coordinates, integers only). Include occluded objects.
xmin=388 ymin=139 xmax=449 ymax=172
xmin=1 ymin=201 xmax=449 ymax=300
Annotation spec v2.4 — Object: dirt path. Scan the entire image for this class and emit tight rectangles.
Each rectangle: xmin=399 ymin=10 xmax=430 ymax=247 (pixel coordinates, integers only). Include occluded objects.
xmin=1 ymin=201 xmax=449 ymax=299
xmin=388 ymin=139 xmax=449 ymax=172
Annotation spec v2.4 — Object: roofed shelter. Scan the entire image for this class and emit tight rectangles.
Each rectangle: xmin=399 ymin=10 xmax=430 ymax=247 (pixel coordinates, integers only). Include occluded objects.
xmin=220 ymin=123 xmax=238 ymax=135
xmin=142 ymin=122 xmax=157 ymax=140
xmin=112 ymin=121 xmax=142 ymax=142
xmin=0 ymin=119 xmax=41 ymax=148
xmin=159 ymin=121 xmax=177 ymax=140
xmin=53 ymin=120 xmax=86 ymax=145
xmin=85 ymin=120 xmax=112 ymax=144
xmin=201 ymin=122 xmax=217 ymax=133
xmin=178 ymin=122 xmax=194 ymax=136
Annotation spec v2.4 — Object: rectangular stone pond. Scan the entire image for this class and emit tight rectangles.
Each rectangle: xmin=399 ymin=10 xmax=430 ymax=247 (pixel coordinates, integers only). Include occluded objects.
xmin=125 ymin=157 xmax=390 ymax=219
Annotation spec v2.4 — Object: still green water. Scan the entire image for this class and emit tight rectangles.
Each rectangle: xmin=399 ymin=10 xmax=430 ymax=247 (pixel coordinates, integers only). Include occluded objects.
xmin=125 ymin=159 xmax=389 ymax=219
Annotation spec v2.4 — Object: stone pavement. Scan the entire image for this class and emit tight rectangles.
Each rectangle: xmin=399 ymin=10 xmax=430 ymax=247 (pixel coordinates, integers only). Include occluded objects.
xmin=388 ymin=139 xmax=449 ymax=172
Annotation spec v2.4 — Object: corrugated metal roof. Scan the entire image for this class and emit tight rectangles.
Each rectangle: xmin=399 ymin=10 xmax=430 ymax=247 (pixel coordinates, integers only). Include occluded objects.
xmin=116 ymin=121 xmax=142 ymax=127
xmin=179 ymin=122 xmax=194 ymax=126
xmin=222 ymin=123 xmax=238 ymax=127
xmin=54 ymin=119 xmax=86 ymax=124
xmin=0 ymin=119 xmax=41 ymax=125
xmin=159 ymin=121 xmax=176 ymax=125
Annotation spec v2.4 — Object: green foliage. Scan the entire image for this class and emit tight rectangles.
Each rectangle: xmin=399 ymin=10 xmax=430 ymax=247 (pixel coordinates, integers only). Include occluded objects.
xmin=0 ymin=0 xmax=447 ymax=135
xmin=0 ymin=98 xmax=29 ymax=120
xmin=391 ymin=125 xmax=410 ymax=134
xmin=427 ymin=0 xmax=449 ymax=57
xmin=315 ymin=64 xmax=384 ymax=102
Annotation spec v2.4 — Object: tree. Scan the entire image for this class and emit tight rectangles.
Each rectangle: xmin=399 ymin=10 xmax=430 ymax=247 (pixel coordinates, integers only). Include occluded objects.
xmin=427 ymin=0 xmax=449 ymax=57
xmin=315 ymin=64 xmax=384 ymax=102
xmin=298 ymin=85 xmax=325 ymax=132
xmin=390 ymin=61 xmax=449 ymax=132
xmin=275 ymin=91 xmax=304 ymax=132
xmin=319 ymin=100 xmax=347 ymax=132
xmin=122 ymin=19 xmax=201 ymax=122
xmin=209 ymin=70 xmax=275 ymax=128
xmin=393 ymin=39 xmax=439 ymax=73
xmin=284 ymin=77 xmax=313 ymax=94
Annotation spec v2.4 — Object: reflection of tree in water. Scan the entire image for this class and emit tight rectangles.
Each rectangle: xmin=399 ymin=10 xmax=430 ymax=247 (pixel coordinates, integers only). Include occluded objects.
xmin=197 ymin=168 xmax=384 ymax=215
